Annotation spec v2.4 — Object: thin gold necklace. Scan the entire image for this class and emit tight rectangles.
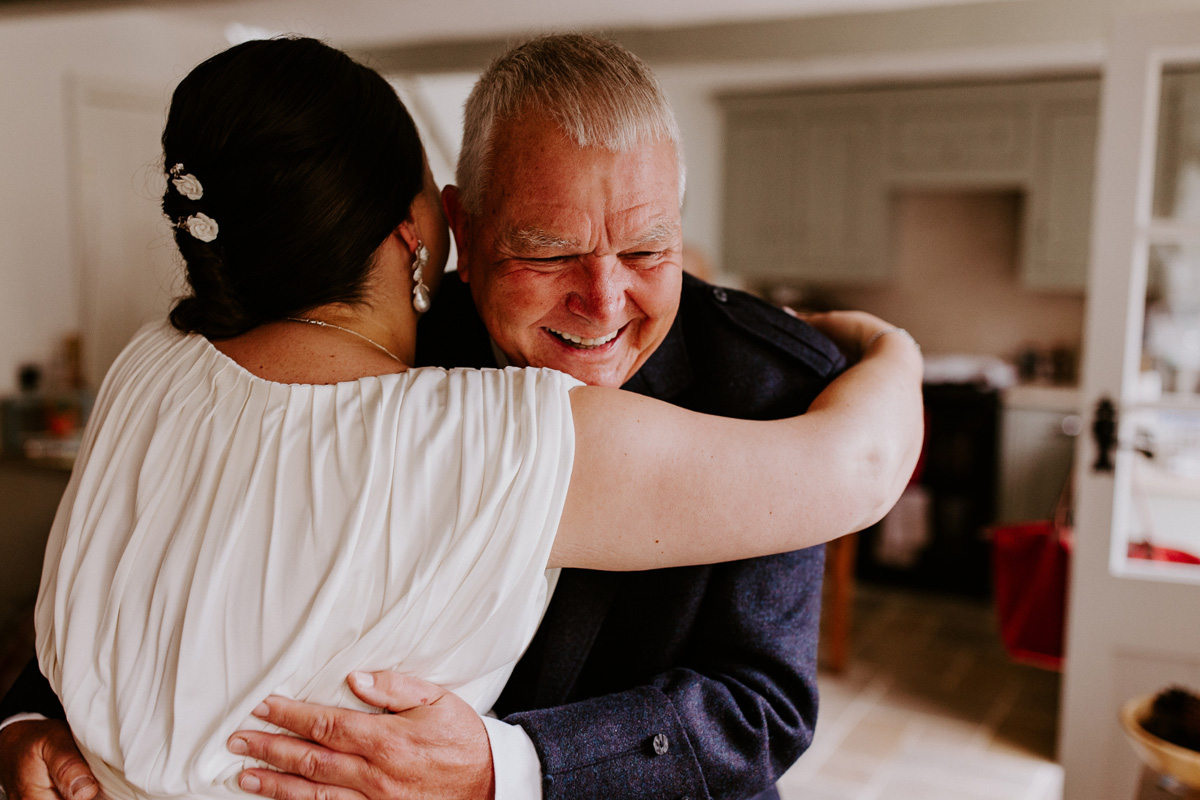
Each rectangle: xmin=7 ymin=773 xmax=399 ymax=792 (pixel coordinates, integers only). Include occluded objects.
xmin=285 ymin=317 xmax=403 ymax=364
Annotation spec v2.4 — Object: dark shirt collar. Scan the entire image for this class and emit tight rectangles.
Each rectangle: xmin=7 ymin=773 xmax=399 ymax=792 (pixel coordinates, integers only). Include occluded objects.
xmin=619 ymin=304 xmax=691 ymax=400
xmin=415 ymin=274 xmax=496 ymax=369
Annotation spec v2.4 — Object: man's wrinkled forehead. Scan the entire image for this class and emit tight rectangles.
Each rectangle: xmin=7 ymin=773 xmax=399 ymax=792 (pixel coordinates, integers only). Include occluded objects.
xmin=497 ymin=217 xmax=682 ymax=254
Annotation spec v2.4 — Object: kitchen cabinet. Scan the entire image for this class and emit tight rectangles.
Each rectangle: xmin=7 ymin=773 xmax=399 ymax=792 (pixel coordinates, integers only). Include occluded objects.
xmin=720 ymin=77 xmax=1099 ymax=290
xmin=793 ymin=100 xmax=888 ymax=282
xmin=722 ymin=95 xmax=887 ymax=282
xmin=887 ymin=83 xmax=1031 ymax=179
xmin=1024 ymin=82 xmax=1100 ymax=290
xmin=997 ymin=385 xmax=1081 ymax=523
xmin=723 ymin=106 xmax=797 ymax=277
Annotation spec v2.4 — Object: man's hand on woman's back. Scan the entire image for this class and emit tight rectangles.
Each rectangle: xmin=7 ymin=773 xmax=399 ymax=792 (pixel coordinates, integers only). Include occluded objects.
xmin=0 ymin=673 xmax=491 ymax=800
xmin=231 ymin=670 xmax=495 ymax=800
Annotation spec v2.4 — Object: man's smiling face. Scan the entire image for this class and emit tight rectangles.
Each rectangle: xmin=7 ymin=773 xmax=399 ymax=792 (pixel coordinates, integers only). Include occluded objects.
xmin=448 ymin=114 xmax=683 ymax=388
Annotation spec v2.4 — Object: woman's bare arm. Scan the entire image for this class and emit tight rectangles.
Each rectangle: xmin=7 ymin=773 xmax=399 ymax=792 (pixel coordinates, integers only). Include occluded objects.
xmin=549 ymin=311 xmax=923 ymax=571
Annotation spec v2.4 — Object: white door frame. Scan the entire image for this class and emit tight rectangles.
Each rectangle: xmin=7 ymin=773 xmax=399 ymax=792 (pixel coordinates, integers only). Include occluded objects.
xmin=1061 ymin=10 xmax=1200 ymax=800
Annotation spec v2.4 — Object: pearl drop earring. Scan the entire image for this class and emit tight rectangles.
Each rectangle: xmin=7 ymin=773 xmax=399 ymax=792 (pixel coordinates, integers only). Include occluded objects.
xmin=411 ymin=242 xmax=431 ymax=313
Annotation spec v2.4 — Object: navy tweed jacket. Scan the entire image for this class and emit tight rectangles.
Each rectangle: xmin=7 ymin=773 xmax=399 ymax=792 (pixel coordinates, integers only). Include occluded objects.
xmin=417 ymin=272 xmax=845 ymax=800
xmin=0 ymin=272 xmax=844 ymax=800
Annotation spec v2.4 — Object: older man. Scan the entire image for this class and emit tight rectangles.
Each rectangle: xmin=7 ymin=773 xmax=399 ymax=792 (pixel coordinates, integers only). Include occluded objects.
xmin=0 ymin=34 xmax=844 ymax=800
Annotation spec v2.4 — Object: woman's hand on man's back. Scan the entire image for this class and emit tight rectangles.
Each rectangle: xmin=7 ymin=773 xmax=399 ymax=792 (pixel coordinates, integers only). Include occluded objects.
xmin=0 ymin=719 xmax=96 ymax=800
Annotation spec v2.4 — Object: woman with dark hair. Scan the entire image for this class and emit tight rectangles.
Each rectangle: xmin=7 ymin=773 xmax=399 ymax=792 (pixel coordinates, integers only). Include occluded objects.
xmin=32 ymin=37 xmax=922 ymax=800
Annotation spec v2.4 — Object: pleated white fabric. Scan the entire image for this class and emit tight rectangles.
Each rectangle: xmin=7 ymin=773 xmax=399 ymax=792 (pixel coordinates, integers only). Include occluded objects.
xmin=35 ymin=323 xmax=580 ymax=800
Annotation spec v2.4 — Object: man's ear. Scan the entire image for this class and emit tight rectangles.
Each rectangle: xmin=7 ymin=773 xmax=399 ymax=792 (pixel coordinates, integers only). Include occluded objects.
xmin=442 ymin=185 xmax=473 ymax=282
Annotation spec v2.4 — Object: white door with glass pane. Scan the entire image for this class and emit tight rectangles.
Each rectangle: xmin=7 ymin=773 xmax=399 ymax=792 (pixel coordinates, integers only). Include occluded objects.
xmin=1061 ymin=10 xmax=1200 ymax=800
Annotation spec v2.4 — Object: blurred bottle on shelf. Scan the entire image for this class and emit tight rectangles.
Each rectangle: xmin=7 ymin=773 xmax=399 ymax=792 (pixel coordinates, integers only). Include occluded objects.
xmin=1 ymin=335 xmax=94 ymax=464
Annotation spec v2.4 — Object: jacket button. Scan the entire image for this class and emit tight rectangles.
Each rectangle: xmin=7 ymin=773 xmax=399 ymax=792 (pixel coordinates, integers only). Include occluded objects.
xmin=653 ymin=733 xmax=670 ymax=755
xmin=712 ymin=287 xmax=728 ymax=303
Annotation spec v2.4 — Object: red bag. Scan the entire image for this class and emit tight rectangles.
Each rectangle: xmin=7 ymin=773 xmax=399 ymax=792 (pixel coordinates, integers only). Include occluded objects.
xmin=991 ymin=488 xmax=1072 ymax=671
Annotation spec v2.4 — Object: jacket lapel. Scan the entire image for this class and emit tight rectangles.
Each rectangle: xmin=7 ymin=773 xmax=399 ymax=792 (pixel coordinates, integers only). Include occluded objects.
xmin=620 ymin=300 xmax=692 ymax=400
xmin=525 ymin=314 xmax=694 ymax=705
xmin=529 ymin=569 xmax=622 ymax=706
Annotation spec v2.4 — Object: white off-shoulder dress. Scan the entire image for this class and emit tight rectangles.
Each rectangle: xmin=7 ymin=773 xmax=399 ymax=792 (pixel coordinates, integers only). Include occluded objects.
xmin=35 ymin=323 xmax=581 ymax=800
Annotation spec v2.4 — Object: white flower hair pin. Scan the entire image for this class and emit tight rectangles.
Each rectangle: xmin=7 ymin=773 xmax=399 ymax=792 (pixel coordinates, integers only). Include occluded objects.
xmin=181 ymin=213 xmax=219 ymax=243
xmin=168 ymin=163 xmax=217 ymax=241
xmin=169 ymin=163 xmax=204 ymax=201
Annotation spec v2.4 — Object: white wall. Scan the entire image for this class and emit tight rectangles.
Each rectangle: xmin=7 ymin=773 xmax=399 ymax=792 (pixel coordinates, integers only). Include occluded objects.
xmin=0 ymin=10 xmax=225 ymax=394
xmin=826 ymin=191 xmax=1088 ymax=360
xmin=658 ymin=75 xmax=725 ymax=275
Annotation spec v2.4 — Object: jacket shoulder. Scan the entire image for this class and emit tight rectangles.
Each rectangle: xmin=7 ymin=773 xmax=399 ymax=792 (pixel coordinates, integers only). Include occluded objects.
xmin=678 ymin=274 xmax=845 ymax=378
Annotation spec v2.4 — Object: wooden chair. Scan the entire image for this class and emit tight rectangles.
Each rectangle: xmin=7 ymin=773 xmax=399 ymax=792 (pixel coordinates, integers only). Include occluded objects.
xmin=822 ymin=532 xmax=858 ymax=673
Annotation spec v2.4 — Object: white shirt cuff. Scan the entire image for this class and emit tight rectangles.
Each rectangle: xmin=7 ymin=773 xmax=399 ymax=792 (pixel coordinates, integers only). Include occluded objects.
xmin=0 ymin=712 xmax=48 ymax=735
xmin=481 ymin=714 xmax=543 ymax=800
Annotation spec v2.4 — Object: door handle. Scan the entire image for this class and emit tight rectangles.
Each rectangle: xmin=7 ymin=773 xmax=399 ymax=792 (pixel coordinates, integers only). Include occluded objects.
xmin=1092 ymin=397 xmax=1117 ymax=473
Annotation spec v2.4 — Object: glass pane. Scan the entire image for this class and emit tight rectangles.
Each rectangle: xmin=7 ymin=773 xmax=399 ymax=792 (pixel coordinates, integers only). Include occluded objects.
xmin=1128 ymin=242 xmax=1200 ymax=567
xmin=1144 ymin=243 xmax=1200 ymax=395
xmin=1152 ymin=64 xmax=1200 ymax=223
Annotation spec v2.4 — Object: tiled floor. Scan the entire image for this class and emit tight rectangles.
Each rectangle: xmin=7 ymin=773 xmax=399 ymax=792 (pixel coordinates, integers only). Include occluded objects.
xmin=778 ymin=585 xmax=1064 ymax=800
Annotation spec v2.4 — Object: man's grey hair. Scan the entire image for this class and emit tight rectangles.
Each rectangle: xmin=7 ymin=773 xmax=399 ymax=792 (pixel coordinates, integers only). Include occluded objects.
xmin=457 ymin=33 xmax=686 ymax=216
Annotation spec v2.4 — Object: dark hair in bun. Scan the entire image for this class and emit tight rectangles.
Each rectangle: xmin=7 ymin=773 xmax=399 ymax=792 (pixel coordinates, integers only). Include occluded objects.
xmin=163 ymin=36 xmax=425 ymax=339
